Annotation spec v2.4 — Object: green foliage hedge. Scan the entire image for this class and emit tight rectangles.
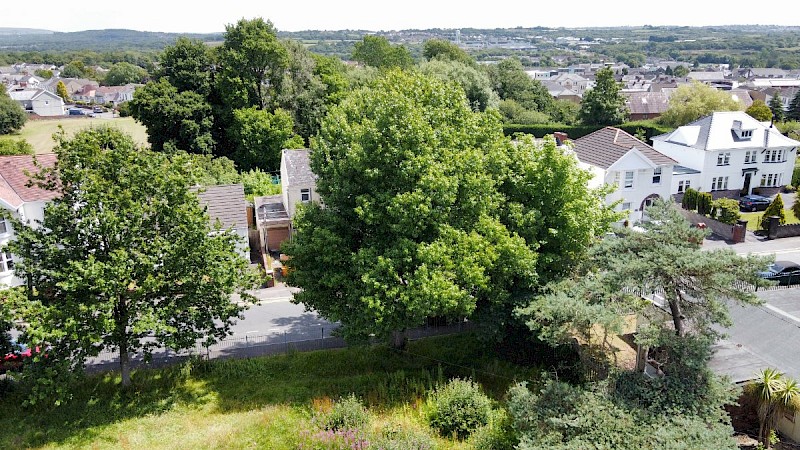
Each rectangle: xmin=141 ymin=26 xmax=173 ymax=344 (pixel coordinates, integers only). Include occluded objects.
xmin=322 ymin=394 xmax=370 ymax=431
xmin=503 ymin=120 xmax=673 ymax=142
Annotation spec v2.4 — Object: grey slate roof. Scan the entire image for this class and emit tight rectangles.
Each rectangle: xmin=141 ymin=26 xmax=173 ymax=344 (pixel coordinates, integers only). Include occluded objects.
xmin=195 ymin=184 xmax=248 ymax=230
xmin=572 ymin=127 xmax=676 ymax=169
xmin=624 ymin=91 xmax=670 ymax=115
xmin=282 ymin=149 xmax=315 ymax=186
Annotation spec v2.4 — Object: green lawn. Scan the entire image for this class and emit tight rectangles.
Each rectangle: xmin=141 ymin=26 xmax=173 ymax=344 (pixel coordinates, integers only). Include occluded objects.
xmin=0 ymin=117 xmax=149 ymax=154
xmin=0 ymin=333 xmax=543 ymax=449
xmin=739 ymin=210 xmax=800 ymax=231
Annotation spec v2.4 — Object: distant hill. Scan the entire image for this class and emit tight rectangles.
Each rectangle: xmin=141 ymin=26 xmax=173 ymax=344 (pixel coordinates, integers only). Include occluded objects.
xmin=0 ymin=28 xmax=53 ymax=36
xmin=0 ymin=29 xmax=223 ymax=51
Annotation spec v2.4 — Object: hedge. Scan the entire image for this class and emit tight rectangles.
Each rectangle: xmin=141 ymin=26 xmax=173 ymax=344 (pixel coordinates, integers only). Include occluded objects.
xmin=503 ymin=120 xmax=673 ymax=143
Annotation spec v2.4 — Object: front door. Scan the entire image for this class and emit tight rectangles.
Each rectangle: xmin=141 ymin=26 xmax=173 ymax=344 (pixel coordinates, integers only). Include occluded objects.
xmin=743 ymin=172 xmax=752 ymax=195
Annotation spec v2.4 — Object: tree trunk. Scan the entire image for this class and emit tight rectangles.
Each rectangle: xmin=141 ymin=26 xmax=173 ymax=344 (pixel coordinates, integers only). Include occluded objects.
xmin=668 ymin=289 xmax=685 ymax=336
xmin=119 ymin=339 xmax=131 ymax=387
xmin=390 ymin=329 xmax=408 ymax=350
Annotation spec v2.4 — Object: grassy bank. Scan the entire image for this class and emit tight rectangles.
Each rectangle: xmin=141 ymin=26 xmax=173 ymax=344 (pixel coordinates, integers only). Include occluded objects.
xmin=0 ymin=117 xmax=148 ymax=154
xmin=739 ymin=210 xmax=800 ymax=231
xmin=0 ymin=333 xmax=543 ymax=449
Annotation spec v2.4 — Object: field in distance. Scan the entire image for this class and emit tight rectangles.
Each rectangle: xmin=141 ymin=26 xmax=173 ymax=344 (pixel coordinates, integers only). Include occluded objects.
xmin=0 ymin=116 xmax=149 ymax=154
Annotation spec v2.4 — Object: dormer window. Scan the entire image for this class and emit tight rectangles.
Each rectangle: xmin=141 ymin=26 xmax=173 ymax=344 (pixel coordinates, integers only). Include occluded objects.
xmin=732 ymin=120 xmax=755 ymax=140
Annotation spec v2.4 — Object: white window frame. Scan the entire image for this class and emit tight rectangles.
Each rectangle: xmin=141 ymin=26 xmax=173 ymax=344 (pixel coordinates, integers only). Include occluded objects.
xmin=760 ymin=173 xmax=783 ymax=187
xmin=0 ymin=219 xmax=8 ymax=235
xmin=652 ymin=167 xmax=662 ymax=184
xmin=744 ymin=150 xmax=758 ymax=164
xmin=677 ymin=180 xmax=690 ymax=193
xmin=0 ymin=252 xmax=13 ymax=273
xmin=711 ymin=176 xmax=728 ymax=191
xmin=623 ymin=171 xmax=635 ymax=189
xmin=300 ymin=188 xmax=312 ymax=203
xmin=716 ymin=152 xmax=731 ymax=166
xmin=622 ymin=202 xmax=632 ymax=211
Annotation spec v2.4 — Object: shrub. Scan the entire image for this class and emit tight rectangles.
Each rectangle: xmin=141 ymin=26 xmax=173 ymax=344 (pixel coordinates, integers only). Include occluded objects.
xmin=711 ymin=198 xmax=740 ymax=225
xmin=323 ymin=394 xmax=370 ymax=431
xmin=760 ymin=194 xmax=787 ymax=231
xmin=427 ymin=378 xmax=492 ymax=439
xmin=696 ymin=192 xmax=713 ymax=215
xmin=372 ymin=423 xmax=434 ymax=450
xmin=793 ymin=165 xmax=800 ymax=188
xmin=0 ymin=139 xmax=34 ymax=155
xmin=682 ymin=188 xmax=699 ymax=211
xmin=469 ymin=409 xmax=517 ymax=450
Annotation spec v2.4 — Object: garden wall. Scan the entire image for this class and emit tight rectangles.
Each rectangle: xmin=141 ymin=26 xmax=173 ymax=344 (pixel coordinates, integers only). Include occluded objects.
xmin=679 ymin=209 xmax=739 ymax=242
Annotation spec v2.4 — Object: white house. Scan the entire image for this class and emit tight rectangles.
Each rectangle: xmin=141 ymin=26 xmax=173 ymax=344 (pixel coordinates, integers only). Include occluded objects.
xmin=652 ymin=111 xmax=800 ymax=198
xmin=572 ymin=127 xmax=677 ymax=224
xmin=0 ymin=154 xmax=59 ymax=287
xmin=7 ymin=89 xmax=65 ymax=116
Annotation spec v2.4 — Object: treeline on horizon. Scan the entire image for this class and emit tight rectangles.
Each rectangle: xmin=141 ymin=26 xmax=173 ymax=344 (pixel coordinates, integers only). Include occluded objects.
xmin=2 ymin=24 xmax=800 ymax=69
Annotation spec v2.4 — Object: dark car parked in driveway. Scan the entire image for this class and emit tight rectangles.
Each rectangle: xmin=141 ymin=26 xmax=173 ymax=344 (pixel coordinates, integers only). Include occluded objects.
xmin=759 ymin=261 xmax=800 ymax=286
xmin=739 ymin=194 xmax=771 ymax=212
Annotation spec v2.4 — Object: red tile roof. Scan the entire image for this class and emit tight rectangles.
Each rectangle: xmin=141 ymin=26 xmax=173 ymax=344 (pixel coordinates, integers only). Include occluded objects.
xmin=0 ymin=154 xmax=58 ymax=209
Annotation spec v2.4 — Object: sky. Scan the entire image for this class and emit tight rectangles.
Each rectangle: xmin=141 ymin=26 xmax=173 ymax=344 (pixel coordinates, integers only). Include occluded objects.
xmin=3 ymin=0 xmax=800 ymax=33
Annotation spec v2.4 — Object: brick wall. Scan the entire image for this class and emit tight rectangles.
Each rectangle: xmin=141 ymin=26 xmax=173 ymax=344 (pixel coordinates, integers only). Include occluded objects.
xmin=679 ymin=209 xmax=736 ymax=241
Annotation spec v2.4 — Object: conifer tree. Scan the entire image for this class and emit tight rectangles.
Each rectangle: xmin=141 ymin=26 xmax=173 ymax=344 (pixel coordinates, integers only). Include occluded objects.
xmin=760 ymin=194 xmax=786 ymax=231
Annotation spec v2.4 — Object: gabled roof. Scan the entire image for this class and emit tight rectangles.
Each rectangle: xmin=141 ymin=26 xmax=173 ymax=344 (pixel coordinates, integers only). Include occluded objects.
xmin=0 ymin=154 xmax=58 ymax=209
xmin=573 ymin=127 xmax=676 ymax=169
xmin=624 ymin=91 xmax=670 ymax=115
xmin=7 ymin=88 xmax=61 ymax=102
xmin=653 ymin=111 xmax=800 ymax=151
xmin=195 ymin=184 xmax=248 ymax=231
xmin=281 ymin=149 xmax=315 ymax=186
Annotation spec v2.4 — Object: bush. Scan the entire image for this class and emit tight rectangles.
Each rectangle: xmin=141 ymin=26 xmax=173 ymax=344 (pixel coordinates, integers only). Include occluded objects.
xmin=372 ymin=423 xmax=434 ymax=450
xmin=792 ymin=165 xmax=800 ymax=188
xmin=469 ymin=409 xmax=517 ymax=450
xmin=697 ymin=192 xmax=713 ymax=215
xmin=323 ymin=394 xmax=370 ymax=431
xmin=427 ymin=378 xmax=492 ymax=439
xmin=0 ymin=139 xmax=34 ymax=156
xmin=711 ymin=198 xmax=740 ymax=225
xmin=760 ymin=194 xmax=786 ymax=231
xmin=681 ymin=188 xmax=699 ymax=211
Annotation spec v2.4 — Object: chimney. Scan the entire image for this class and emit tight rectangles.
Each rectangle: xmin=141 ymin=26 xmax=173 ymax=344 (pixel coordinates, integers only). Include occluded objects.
xmin=553 ymin=131 xmax=569 ymax=145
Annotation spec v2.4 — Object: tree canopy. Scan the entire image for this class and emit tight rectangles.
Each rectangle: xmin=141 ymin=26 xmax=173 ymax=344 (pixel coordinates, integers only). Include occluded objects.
xmin=0 ymin=89 xmax=27 ymax=134
xmin=746 ymin=99 xmax=773 ymax=122
xmin=658 ymin=82 xmax=741 ymax=127
xmin=422 ymin=39 xmax=474 ymax=66
xmin=284 ymin=70 xmax=538 ymax=344
xmin=351 ymin=35 xmax=413 ymax=70
xmin=103 ymin=61 xmax=148 ymax=86
xmin=768 ymin=94 xmax=785 ymax=123
xmin=6 ymin=127 xmax=256 ymax=392
xmin=579 ymin=67 xmax=628 ymax=126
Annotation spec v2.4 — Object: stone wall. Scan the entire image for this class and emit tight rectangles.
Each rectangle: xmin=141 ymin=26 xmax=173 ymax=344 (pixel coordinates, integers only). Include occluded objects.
xmin=680 ymin=209 xmax=737 ymax=241
xmin=768 ymin=217 xmax=800 ymax=239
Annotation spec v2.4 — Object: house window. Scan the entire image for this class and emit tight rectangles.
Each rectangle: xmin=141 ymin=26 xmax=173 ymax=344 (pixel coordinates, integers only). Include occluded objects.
xmin=741 ymin=130 xmax=752 ymax=138
xmin=652 ymin=167 xmax=662 ymax=184
xmin=711 ymin=176 xmax=728 ymax=191
xmin=716 ymin=152 xmax=731 ymax=166
xmin=744 ymin=150 xmax=758 ymax=164
xmin=760 ymin=173 xmax=782 ymax=187
xmin=622 ymin=202 xmax=632 ymax=211
xmin=764 ymin=149 xmax=785 ymax=163
xmin=0 ymin=252 xmax=13 ymax=273
xmin=624 ymin=171 xmax=635 ymax=189
xmin=300 ymin=188 xmax=311 ymax=202
xmin=0 ymin=219 xmax=8 ymax=234
xmin=677 ymin=180 xmax=691 ymax=193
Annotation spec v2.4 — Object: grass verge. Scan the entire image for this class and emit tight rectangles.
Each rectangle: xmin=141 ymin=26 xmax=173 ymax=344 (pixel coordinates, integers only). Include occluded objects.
xmin=0 ymin=117 xmax=148 ymax=154
xmin=0 ymin=332 xmax=541 ymax=449
xmin=739 ymin=210 xmax=800 ymax=231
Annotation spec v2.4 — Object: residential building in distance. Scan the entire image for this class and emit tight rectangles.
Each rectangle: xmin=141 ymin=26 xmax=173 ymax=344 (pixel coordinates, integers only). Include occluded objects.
xmin=652 ymin=111 xmax=800 ymax=198
xmin=7 ymin=89 xmax=65 ymax=116
xmin=572 ymin=127 xmax=676 ymax=224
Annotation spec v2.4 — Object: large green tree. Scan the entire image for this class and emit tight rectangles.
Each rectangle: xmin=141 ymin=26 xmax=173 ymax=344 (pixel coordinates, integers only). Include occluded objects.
xmin=0 ymin=89 xmax=27 ymax=134
xmin=229 ymin=107 xmax=304 ymax=171
xmin=746 ymin=99 xmax=773 ymax=121
xmin=768 ymin=94 xmax=785 ymax=123
xmin=103 ymin=62 xmax=148 ymax=86
xmin=55 ymin=80 xmax=69 ymax=101
xmin=157 ymin=37 xmax=214 ymax=95
xmin=422 ymin=39 xmax=474 ymax=66
xmin=658 ymin=82 xmax=741 ymax=128
xmin=748 ymin=368 xmax=800 ymax=448
xmin=486 ymin=58 xmax=554 ymax=115
xmin=579 ymin=66 xmax=628 ymax=126
xmin=351 ymin=35 xmax=413 ymax=70
xmin=130 ymin=79 xmax=215 ymax=154
xmin=283 ymin=70 xmax=537 ymax=345
xmin=419 ymin=59 xmax=498 ymax=111
xmin=217 ymin=18 xmax=288 ymax=112
xmin=6 ymin=127 xmax=255 ymax=388
xmin=788 ymin=90 xmax=800 ymax=121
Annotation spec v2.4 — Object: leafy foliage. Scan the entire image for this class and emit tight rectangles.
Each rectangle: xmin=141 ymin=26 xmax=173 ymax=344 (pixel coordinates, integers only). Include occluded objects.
xmin=746 ymin=368 xmax=800 ymax=448
xmin=658 ymin=82 xmax=741 ymax=127
xmin=746 ymin=99 xmax=773 ymax=121
xmin=229 ymin=107 xmax=304 ymax=171
xmin=697 ymin=191 xmax=713 ymax=215
xmin=760 ymin=194 xmax=786 ymax=230
xmin=0 ymin=89 xmax=27 ymax=134
xmin=579 ymin=67 xmax=628 ymax=126
xmin=103 ymin=62 xmax=147 ymax=86
xmin=321 ymin=394 xmax=371 ymax=431
xmin=420 ymin=59 xmax=498 ymax=111
xmin=711 ymin=198 xmax=741 ymax=225
xmin=423 ymin=39 xmax=475 ymax=66
xmin=0 ymin=139 xmax=33 ymax=155
xmin=768 ymin=94 xmax=785 ymax=123
xmin=486 ymin=58 xmax=555 ymax=118
xmin=6 ymin=127 xmax=256 ymax=395
xmin=681 ymin=187 xmax=699 ymax=211
xmin=351 ymin=35 xmax=413 ymax=70
xmin=426 ymin=378 xmax=492 ymax=439
xmin=55 ymin=80 xmax=69 ymax=101
xmin=789 ymin=90 xmax=800 ymax=121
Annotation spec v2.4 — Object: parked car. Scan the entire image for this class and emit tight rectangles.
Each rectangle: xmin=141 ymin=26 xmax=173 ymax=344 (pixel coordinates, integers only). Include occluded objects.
xmin=759 ymin=261 xmax=800 ymax=286
xmin=1 ymin=340 xmax=34 ymax=373
xmin=92 ymin=106 xmax=104 ymax=113
xmin=68 ymin=108 xmax=87 ymax=116
xmin=739 ymin=194 xmax=771 ymax=212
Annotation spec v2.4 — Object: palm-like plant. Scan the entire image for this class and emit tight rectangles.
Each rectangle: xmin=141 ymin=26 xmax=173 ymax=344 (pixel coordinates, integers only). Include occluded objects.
xmin=749 ymin=368 xmax=800 ymax=449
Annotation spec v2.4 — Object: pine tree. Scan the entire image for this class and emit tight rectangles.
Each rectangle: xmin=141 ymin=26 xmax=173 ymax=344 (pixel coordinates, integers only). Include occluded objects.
xmin=788 ymin=90 xmax=800 ymax=121
xmin=760 ymin=194 xmax=786 ymax=231
xmin=768 ymin=94 xmax=785 ymax=123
